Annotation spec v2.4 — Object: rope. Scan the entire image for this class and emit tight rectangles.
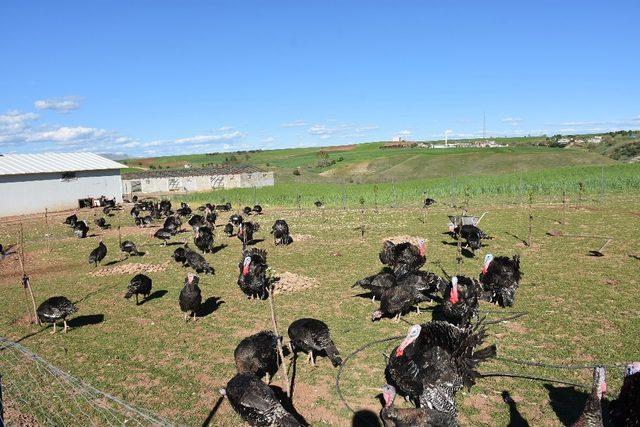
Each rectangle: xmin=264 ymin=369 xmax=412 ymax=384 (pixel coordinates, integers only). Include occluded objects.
xmin=492 ymin=355 xmax=630 ymax=370
xmin=335 ymin=335 xmax=404 ymax=414
xmin=479 ymin=372 xmax=587 ymax=388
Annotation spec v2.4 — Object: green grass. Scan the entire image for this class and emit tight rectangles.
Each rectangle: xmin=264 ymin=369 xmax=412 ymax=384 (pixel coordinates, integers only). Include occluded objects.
xmin=1 ymin=193 xmax=639 ymax=425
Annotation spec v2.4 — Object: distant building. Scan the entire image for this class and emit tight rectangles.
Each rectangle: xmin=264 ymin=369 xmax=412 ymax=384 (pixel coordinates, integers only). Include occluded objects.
xmin=381 ymin=141 xmax=417 ymax=149
xmin=0 ymin=152 xmax=125 ymax=217
xmin=587 ymin=136 xmax=603 ymax=144
xmin=121 ymin=164 xmax=274 ymax=195
xmin=557 ymin=137 xmax=571 ymax=146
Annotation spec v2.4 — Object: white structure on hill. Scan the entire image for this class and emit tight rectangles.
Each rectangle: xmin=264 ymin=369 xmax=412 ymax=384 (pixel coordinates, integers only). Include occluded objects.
xmin=0 ymin=152 xmax=125 ymax=217
xmin=121 ymin=164 xmax=274 ymax=195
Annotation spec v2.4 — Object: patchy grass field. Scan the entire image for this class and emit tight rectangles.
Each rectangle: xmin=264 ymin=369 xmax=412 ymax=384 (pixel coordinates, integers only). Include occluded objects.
xmin=1 ymin=194 xmax=639 ymax=426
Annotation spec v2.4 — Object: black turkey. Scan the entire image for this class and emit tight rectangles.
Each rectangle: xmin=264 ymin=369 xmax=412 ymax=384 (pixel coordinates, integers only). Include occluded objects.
xmin=379 ymin=240 xmax=427 ymax=277
xmin=37 ymin=296 xmax=78 ymax=334
xmin=238 ymin=221 xmax=260 ymax=246
xmin=449 ymin=224 xmax=488 ymax=252
xmin=172 ymin=246 xmax=188 ymax=265
xmin=379 ymin=384 xmax=458 ymax=427
xmin=479 ymin=254 xmax=521 ymax=308
xmin=224 ymin=223 xmax=235 ymax=237
xmin=205 ymin=208 xmax=217 ymax=225
xmin=253 ymin=205 xmax=263 ymax=214
xmin=288 ymin=318 xmax=342 ymax=367
xmin=271 ymin=220 xmax=293 ymax=246
xmin=372 ymin=282 xmax=432 ymax=322
xmin=179 ymin=273 xmax=202 ymax=321
xmin=135 ymin=215 xmax=153 ymax=228
xmin=125 ymin=274 xmax=152 ymax=304
xmin=216 ymin=202 xmax=232 ymax=211
xmin=94 ymin=217 xmax=110 ymax=229
xmin=314 ymin=200 xmax=324 ymax=208
xmin=88 ymin=240 xmax=107 ymax=267
xmin=176 ymin=202 xmax=192 ymax=217
xmin=234 ymin=331 xmax=281 ymax=382
xmin=610 ymin=362 xmax=640 ymax=426
xmin=185 ymin=249 xmax=214 ymax=274
xmin=64 ymin=212 xmax=78 ymax=226
xmin=74 ymin=220 xmax=89 ymax=238
xmin=222 ymin=373 xmax=302 ymax=427
xmin=163 ymin=216 xmax=182 ymax=233
xmin=353 ymin=272 xmax=396 ymax=302
xmin=237 ymin=248 xmax=269 ymax=299
xmin=188 ymin=214 xmax=206 ymax=231
xmin=230 ymin=214 xmax=243 ymax=227
xmin=385 ymin=321 xmax=496 ymax=414
xmin=120 ymin=240 xmax=141 ymax=257
xmin=243 ymin=206 xmax=253 ymax=215
xmin=194 ymin=226 xmax=215 ymax=253
xmin=397 ymin=270 xmax=447 ymax=297
xmin=573 ymin=366 xmax=606 ymax=427
xmin=442 ymin=276 xmax=481 ymax=327
xmin=422 ymin=198 xmax=437 ymax=208
xmin=153 ymin=228 xmax=174 ymax=245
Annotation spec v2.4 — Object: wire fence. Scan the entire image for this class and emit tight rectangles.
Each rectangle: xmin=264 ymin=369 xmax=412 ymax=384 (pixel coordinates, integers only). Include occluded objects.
xmin=0 ymin=337 xmax=173 ymax=427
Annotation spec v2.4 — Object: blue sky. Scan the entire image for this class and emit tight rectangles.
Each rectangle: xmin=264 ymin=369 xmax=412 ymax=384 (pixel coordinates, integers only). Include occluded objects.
xmin=1 ymin=0 xmax=638 ymax=157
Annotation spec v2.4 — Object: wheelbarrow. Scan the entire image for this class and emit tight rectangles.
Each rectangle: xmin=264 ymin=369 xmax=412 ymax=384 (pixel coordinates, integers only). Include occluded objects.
xmin=447 ymin=212 xmax=488 ymax=227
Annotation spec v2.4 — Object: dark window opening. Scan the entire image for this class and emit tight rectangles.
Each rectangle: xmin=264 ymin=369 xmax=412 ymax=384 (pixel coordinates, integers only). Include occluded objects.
xmin=61 ymin=172 xmax=77 ymax=181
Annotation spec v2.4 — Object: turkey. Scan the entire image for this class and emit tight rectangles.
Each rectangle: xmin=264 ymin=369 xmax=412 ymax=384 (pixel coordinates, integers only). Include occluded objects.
xmin=230 ymin=214 xmax=243 ymax=227
xmin=221 ymin=373 xmax=302 ymax=427
xmin=172 ymin=246 xmax=188 ymax=265
xmin=572 ymin=366 xmax=606 ymax=427
xmin=253 ymin=205 xmax=263 ymax=215
xmin=379 ymin=384 xmax=458 ymax=427
xmin=479 ymin=254 xmax=521 ymax=308
xmin=243 ymin=206 xmax=253 ymax=215
xmin=179 ymin=273 xmax=202 ymax=321
xmin=610 ymin=362 xmax=640 ymax=426
xmin=88 ymin=240 xmax=107 ymax=267
xmin=176 ymin=202 xmax=192 ymax=217
xmin=94 ymin=217 xmax=110 ymax=229
xmin=353 ymin=272 xmax=396 ymax=302
xmin=103 ymin=206 xmax=113 ymax=216
xmin=153 ymin=228 xmax=174 ymax=245
xmin=216 ymin=202 xmax=232 ymax=211
xmin=125 ymin=274 xmax=153 ymax=304
xmin=397 ymin=270 xmax=448 ymax=296
xmin=379 ymin=240 xmax=427 ymax=277
xmin=385 ymin=321 xmax=496 ymax=415
xmin=288 ymin=318 xmax=342 ymax=367
xmin=194 ymin=226 xmax=215 ymax=253
xmin=448 ymin=224 xmax=488 ymax=252
xmin=238 ymin=221 xmax=260 ymax=247
xmin=188 ymin=214 xmax=206 ymax=231
xmin=237 ymin=248 xmax=269 ymax=300
xmin=120 ymin=240 xmax=141 ymax=257
xmin=224 ymin=223 xmax=235 ymax=237
xmin=64 ymin=212 xmax=78 ymax=226
xmin=422 ymin=198 xmax=437 ymax=208
xmin=163 ymin=216 xmax=182 ymax=234
xmin=271 ymin=220 xmax=293 ymax=246
xmin=234 ymin=331 xmax=281 ymax=382
xmin=372 ymin=283 xmax=433 ymax=322
xmin=314 ymin=200 xmax=324 ymax=208
xmin=74 ymin=220 xmax=89 ymax=238
xmin=442 ymin=276 xmax=481 ymax=327
xmin=205 ymin=208 xmax=217 ymax=225
xmin=185 ymin=249 xmax=214 ymax=274
xmin=37 ymin=296 xmax=78 ymax=334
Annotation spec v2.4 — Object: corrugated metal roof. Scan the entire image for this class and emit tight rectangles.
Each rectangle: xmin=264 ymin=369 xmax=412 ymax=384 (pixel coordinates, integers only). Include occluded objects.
xmin=123 ymin=164 xmax=266 ymax=179
xmin=0 ymin=152 xmax=126 ymax=176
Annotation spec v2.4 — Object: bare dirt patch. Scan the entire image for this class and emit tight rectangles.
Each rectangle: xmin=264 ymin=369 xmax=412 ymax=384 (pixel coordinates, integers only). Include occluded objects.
xmin=291 ymin=234 xmax=313 ymax=242
xmin=384 ymin=235 xmax=426 ymax=246
xmin=323 ymin=144 xmax=356 ymax=152
xmin=272 ymin=271 xmax=318 ymax=295
xmin=90 ymin=262 xmax=169 ymax=277
xmin=4 ymin=400 xmax=40 ymax=426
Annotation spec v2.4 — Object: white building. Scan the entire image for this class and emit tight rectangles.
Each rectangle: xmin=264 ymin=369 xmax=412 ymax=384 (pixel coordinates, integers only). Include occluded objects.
xmin=121 ymin=164 xmax=274 ymax=195
xmin=0 ymin=152 xmax=125 ymax=217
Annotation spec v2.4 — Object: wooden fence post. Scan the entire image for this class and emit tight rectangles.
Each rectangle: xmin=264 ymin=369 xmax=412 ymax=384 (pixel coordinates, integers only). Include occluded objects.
xmin=44 ymin=208 xmax=51 ymax=253
xmin=268 ymin=284 xmax=290 ymax=398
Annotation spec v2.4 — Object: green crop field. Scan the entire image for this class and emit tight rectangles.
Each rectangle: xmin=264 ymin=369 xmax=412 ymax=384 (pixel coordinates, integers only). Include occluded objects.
xmin=1 ymin=190 xmax=639 ymax=425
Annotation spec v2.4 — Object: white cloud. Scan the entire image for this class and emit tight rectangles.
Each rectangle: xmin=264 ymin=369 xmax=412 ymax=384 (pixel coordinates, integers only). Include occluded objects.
xmin=263 ymin=136 xmax=275 ymax=143
xmin=34 ymin=96 xmax=82 ymax=113
xmin=0 ymin=110 xmax=39 ymax=125
xmin=282 ymin=120 xmax=308 ymax=128
xmin=174 ymin=131 xmax=244 ymax=145
xmin=397 ymin=129 xmax=412 ymax=136
xmin=501 ymin=117 xmax=523 ymax=126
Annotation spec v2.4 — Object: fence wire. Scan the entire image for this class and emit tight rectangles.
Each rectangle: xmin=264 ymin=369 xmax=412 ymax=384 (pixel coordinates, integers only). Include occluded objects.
xmin=0 ymin=337 xmax=173 ymax=426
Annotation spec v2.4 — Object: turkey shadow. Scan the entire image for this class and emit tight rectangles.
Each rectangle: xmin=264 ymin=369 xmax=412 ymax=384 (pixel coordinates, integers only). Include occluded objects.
xmin=210 ymin=244 xmax=228 ymax=254
xmin=544 ymin=384 xmax=610 ymax=426
xmin=629 ymin=254 xmax=640 ymax=261
xmin=270 ymin=385 xmax=309 ymax=426
xmin=166 ymin=241 xmax=187 ymax=246
xmin=201 ymin=395 xmax=224 ymax=427
xmin=352 ymin=409 xmax=381 ymax=427
xmin=501 ymin=391 xmax=530 ymax=427
xmin=103 ymin=259 xmax=122 ymax=266
xmin=353 ymin=291 xmax=376 ymax=301
xmin=246 ymin=238 xmax=265 ymax=245
xmin=197 ymin=297 xmax=225 ymax=317
xmin=68 ymin=314 xmax=105 ymax=328
xmin=138 ymin=290 xmax=168 ymax=305
xmin=505 ymin=231 xmax=528 ymax=246
xmin=461 ymin=248 xmax=476 ymax=258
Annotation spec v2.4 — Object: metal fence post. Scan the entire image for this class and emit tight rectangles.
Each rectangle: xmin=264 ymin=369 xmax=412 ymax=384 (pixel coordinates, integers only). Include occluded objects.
xmin=0 ymin=374 xmax=4 ymax=427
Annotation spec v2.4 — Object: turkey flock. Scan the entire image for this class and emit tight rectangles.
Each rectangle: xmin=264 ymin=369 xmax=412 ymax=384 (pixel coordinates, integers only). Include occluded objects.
xmin=19 ymin=195 xmax=637 ymax=427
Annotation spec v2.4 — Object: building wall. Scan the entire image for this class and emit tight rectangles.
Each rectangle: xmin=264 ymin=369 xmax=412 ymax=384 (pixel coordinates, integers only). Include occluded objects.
xmin=122 ymin=171 xmax=274 ymax=195
xmin=0 ymin=169 xmax=123 ymax=217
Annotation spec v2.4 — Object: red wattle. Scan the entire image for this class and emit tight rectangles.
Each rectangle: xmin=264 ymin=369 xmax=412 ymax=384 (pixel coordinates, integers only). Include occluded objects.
xmin=396 ymin=348 xmax=404 ymax=357
xmin=242 ymin=266 xmax=250 ymax=276
xmin=449 ymin=289 xmax=459 ymax=304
